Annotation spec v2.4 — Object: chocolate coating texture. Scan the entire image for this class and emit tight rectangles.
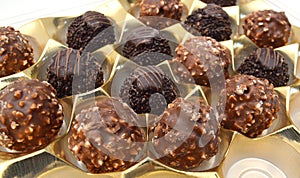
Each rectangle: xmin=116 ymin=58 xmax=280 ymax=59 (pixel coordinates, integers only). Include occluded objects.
xmin=237 ymin=48 xmax=289 ymax=87
xmin=66 ymin=11 xmax=115 ymax=51
xmin=217 ymin=75 xmax=280 ymax=138
xmin=174 ymin=36 xmax=231 ymax=86
xmin=152 ymin=97 xmax=220 ymax=170
xmin=0 ymin=79 xmax=63 ymax=152
xmin=200 ymin=0 xmax=236 ymax=7
xmin=47 ymin=48 xmax=104 ymax=98
xmin=243 ymin=10 xmax=291 ymax=48
xmin=184 ymin=4 xmax=232 ymax=41
xmin=68 ymin=97 xmax=146 ymax=173
xmin=119 ymin=66 xmax=179 ymax=115
xmin=0 ymin=26 xmax=34 ymax=77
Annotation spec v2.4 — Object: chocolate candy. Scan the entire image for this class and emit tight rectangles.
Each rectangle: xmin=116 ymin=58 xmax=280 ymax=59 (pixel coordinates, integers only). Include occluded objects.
xmin=174 ymin=36 xmax=231 ymax=86
xmin=119 ymin=65 xmax=179 ymax=115
xmin=47 ymin=48 xmax=104 ymax=98
xmin=151 ymin=97 xmax=220 ymax=170
xmin=243 ymin=10 xmax=291 ymax=48
xmin=68 ymin=97 xmax=146 ymax=173
xmin=0 ymin=26 xmax=34 ymax=77
xmin=200 ymin=0 xmax=237 ymax=7
xmin=237 ymin=48 xmax=289 ymax=87
xmin=0 ymin=79 xmax=63 ymax=152
xmin=217 ymin=74 xmax=280 ymax=138
xmin=122 ymin=26 xmax=172 ymax=66
xmin=66 ymin=11 xmax=115 ymax=51
xmin=184 ymin=4 xmax=232 ymax=41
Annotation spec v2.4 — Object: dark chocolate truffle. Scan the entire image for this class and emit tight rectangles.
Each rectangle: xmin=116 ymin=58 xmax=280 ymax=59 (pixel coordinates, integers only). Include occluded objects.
xmin=0 ymin=26 xmax=34 ymax=77
xmin=66 ymin=11 xmax=115 ymax=51
xmin=173 ymin=36 xmax=231 ymax=86
xmin=237 ymin=48 xmax=289 ymax=87
xmin=217 ymin=74 xmax=280 ymax=138
xmin=184 ymin=4 xmax=232 ymax=41
xmin=47 ymin=48 xmax=104 ymax=98
xmin=119 ymin=65 xmax=179 ymax=115
xmin=151 ymin=97 xmax=220 ymax=170
xmin=68 ymin=97 xmax=146 ymax=173
xmin=243 ymin=10 xmax=291 ymax=48
xmin=0 ymin=79 xmax=63 ymax=152
xmin=122 ymin=26 xmax=172 ymax=66
xmin=200 ymin=0 xmax=236 ymax=7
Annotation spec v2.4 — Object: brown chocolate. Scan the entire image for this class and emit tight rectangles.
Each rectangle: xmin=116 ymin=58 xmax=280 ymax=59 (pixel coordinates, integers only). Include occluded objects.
xmin=200 ymin=0 xmax=237 ymax=7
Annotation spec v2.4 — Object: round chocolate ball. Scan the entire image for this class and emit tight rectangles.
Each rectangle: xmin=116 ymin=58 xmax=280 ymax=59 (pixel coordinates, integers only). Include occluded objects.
xmin=173 ymin=36 xmax=232 ymax=86
xmin=0 ymin=79 xmax=63 ymax=152
xmin=47 ymin=48 xmax=104 ymax=98
xmin=217 ymin=74 xmax=280 ymax=138
xmin=237 ymin=48 xmax=290 ymax=87
xmin=200 ymin=0 xmax=237 ymax=7
xmin=119 ymin=65 xmax=179 ymax=115
xmin=243 ymin=10 xmax=291 ymax=48
xmin=0 ymin=26 xmax=34 ymax=77
xmin=68 ymin=97 xmax=146 ymax=173
xmin=122 ymin=26 xmax=172 ymax=66
xmin=151 ymin=97 xmax=221 ymax=170
xmin=184 ymin=4 xmax=232 ymax=41
xmin=66 ymin=11 xmax=115 ymax=51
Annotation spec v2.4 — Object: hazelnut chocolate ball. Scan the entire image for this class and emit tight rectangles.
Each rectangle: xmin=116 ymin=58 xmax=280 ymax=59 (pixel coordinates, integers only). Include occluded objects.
xmin=151 ymin=97 xmax=221 ymax=170
xmin=0 ymin=26 xmax=34 ymax=77
xmin=68 ymin=97 xmax=146 ymax=173
xmin=47 ymin=48 xmax=104 ymax=98
xmin=173 ymin=36 xmax=231 ymax=86
xmin=184 ymin=4 xmax=232 ymax=41
xmin=0 ymin=79 xmax=63 ymax=152
xmin=66 ymin=11 xmax=115 ymax=51
xmin=119 ymin=65 xmax=179 ymax=115
xmin=237 ymin=48 xmax=290 ymax=87
xmin=217 ymin=74 xmax=280 ymax=138
xmin=200 ymin=0 xmax=237 ymax=7
xmin=243 ymin=10 xmax=291 ymax=48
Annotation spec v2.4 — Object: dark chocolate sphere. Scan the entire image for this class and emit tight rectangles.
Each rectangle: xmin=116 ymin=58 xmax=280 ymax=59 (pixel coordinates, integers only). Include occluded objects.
xmin=200 ymin=0 xmax=237 ymax=7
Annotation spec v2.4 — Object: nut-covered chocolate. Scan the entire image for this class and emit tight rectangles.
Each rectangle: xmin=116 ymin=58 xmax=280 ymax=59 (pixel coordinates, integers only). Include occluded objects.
xmin=0 ymin=26 xmax=34 ymax=77
xmin=66 ymin=11 xmax=115 ymax=51
xmin=151 ymin=97 xmax=221 ymax=170
xmin=0 ymin=79 xmax=63 ymax=152
xmin=200 ymin=0 xmax=237 ymax=7
xmin=119 ymin=65 xmax=179 ymax=115
xmin=47 ymin=48 xmax=104 ymax=98
xmin=122 ymin=26 xmax=172 ymax=66
xmin=173 ymin=36 xmax=232 ymax=86
xmin=68 ymin=97 xmax=146 ymax=173
xmin=217 ymin=74 xmax=280 ymax=138
xmin=184 ymin=4 xmax=232 ymax=41
xmin=237 ymin=48 xmax=290 ymax=87
xmin=243 ymin=10 xmax=291 ymax=48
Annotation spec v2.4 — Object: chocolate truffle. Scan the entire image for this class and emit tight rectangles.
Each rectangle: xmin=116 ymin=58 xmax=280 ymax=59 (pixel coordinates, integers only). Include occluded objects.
xmin=217 ymin=74 xmax=280 ymax=138
xmin=119 ymin=65 xmax=179 ymax=115
xmin=66 ymin=11 xmax=115 ymax=51
xmin=237 ymin=48 xmax=289 ymax=87
xmin=184 ymin=4 xmax=232 ymax=41
xmin=0 ymin=26 xmax=34 ymax=77
xmin=47 ymin=48 xmax=104 ymax=98
xmin=122 ymin=26 xmax=172 ymax=66
xmin=173 ymin=36 xmax=232 ymax=86
xmin=68 ymin=97 xmax=146 ymax=173
xmin=151 ymin=97 xmax=220 ymax=170
xmin=200 ymin=0 xmax=236 ymax=7
xmin=243 ymin=10 xmax=291 ymax=48
xmin=0 ymin=79 xmax=63 ymax=152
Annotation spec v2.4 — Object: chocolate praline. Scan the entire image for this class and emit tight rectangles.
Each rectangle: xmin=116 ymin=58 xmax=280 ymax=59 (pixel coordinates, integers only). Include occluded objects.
xmin=47 ymin=48 xmax=104 ymax=98
xmin=151 ymin=97 xmax=221 ymax=170
xmin=200 ymin=0 xmax=237 ymax=7
xmin=0 ymin=79 xmax=63 ymax=152
xmin=119 ymin=65 xmax=179 ymax=115
xmin=68 ymin=97 xmax=146 ymax=174
xmin=237 ymin=48 xmax=290 ymax=87
xmin=184 ymin=4 xmax=232 ymax=41
xmin=217 ymin=74 xmax=280 ymax=138
xmin=0 ymin=26 xmax=34 ymax=77
xmin=243 ymin=10 xmax=291 ymax=48
xmin=66 ymin=11 xmax=115 ymax=51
